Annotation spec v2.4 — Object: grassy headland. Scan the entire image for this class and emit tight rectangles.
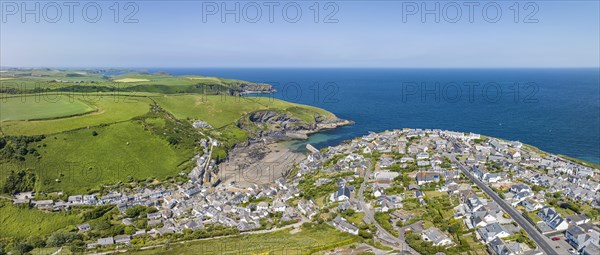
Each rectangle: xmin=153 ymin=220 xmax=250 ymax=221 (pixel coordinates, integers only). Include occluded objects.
xmin=0 ymin=70 xmax=342 ymax=195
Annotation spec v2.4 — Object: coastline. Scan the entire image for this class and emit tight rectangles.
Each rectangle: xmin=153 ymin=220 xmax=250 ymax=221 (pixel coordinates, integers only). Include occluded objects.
xmin=216 ymin=117 xmax=353 ymax=187
xmin=286 ymin=125 xmax=600 ymax=170
xmin=282 ymin=119 xmax=354 ymax=140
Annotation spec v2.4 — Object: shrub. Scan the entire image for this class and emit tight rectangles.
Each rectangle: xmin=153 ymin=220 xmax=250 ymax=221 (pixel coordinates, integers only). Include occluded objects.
xmin=46 ymin=232 xmax=80 ymax=247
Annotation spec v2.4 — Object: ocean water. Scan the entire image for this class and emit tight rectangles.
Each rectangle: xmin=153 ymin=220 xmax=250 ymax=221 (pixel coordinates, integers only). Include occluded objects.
xmin=150 ymin=68 xmax=600 ymax=164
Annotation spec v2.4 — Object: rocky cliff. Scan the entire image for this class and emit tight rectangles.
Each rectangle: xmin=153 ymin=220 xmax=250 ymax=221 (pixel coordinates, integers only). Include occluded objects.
xmin=238 ymin=110 xmax=352 ymax=142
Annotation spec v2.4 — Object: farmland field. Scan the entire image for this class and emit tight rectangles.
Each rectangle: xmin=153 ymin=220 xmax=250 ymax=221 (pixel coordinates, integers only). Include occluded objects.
xmin=0 ymin=95 xmax=95 ymax=121
xmin=114 ymin=78 xmax=150 ymax=83
xmin=1 ymin=94 xmax=151 ymax=135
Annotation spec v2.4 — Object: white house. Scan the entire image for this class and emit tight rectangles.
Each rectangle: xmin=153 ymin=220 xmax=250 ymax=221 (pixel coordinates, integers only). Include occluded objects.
xmin=256 ymin=201 xmax=269 ymax=211
xmin=272 ymin=200 xmax=286 ymax=212
xmin=509 ymin=183 xmax=531 ymax=194
xmin=332 ymin=216 xmax=359 ymax=235
xmin=538 ymin=207 xmax=569 ymax=231
xmin=478 ymin=223 xmax=510 ymax=243
xmin=565 ymin=225 xmax=600 ymax=251
xmin=421 ymin=227 xmax=454 ymax=246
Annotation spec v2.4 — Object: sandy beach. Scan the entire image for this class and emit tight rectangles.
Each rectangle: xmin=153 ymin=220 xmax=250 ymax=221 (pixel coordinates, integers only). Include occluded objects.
xmin=217 ymin=142 xmax=306 ymax=188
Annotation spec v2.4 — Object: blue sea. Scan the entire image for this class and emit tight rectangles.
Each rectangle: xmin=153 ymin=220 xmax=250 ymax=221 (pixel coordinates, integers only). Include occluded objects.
xmin=148 ymin=68 xmax=600 ymax=164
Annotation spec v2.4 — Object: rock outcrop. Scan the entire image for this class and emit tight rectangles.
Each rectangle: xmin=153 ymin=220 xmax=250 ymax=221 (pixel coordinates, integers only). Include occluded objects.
xmin=238 ymin=110 xmax=352 ymax=142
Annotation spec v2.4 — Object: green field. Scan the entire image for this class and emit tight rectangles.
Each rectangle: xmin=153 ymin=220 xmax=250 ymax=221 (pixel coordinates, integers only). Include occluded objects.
xmin=1 ymin=94 xmax=334 ymax=136
xmin=27 ymin=121 xmax=194 ymax=194
xmin=153 ymin=95 xmax=333 ymax=128
xmin=1 ymin=70 xmax=273 ymax=95
xmin=0 ymin=201 xmax=81 ymax=238
xmin=1 ymin=95 xmax=151 ymax=135
xmin=0 ymin=95 xmax=94 ymax=121
xmin=129 ymin=224 xmax=359 ymax=255
xmin=153 ymin=95 xmax=269 ymax=128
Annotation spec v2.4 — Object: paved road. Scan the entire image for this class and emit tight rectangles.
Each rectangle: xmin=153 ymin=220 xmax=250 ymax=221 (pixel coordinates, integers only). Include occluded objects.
xmin=450 ymin=155 xmax=557 ymax=255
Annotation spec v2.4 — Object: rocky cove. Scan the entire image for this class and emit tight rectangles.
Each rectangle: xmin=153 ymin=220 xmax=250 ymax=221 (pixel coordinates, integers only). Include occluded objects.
xmin=216 ymin=110 xmax=352 ymax=187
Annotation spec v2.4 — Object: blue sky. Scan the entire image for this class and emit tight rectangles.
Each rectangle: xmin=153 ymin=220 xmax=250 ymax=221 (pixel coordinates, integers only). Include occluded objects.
xmin=1 ymin=1 xmax=599 ymax=68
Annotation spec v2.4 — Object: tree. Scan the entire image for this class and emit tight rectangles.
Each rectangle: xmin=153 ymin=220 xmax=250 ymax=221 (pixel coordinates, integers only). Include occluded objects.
xmin=359 ymin=229 xmax=373 ymax=239
xmin=124 ymin=226 xmax=136 ymax=235
xmin=94 ymin=216 xmax=112 ymax=231
xmin=1 ymin=170 xmax=36 ymax=195
xmin=552 ymin=192 xmax=562 ymax=199
xmin=25 ymin=236 xmax=45 ymax=248
xmin=46 ymin=232 xmax=79 ymax=247
xmin=70 ymin=240 xmax=86 ymax=252
xmin=16 ymin=243 xmax=33 ymax=255
xmin=83 ymin=205 xmax=113 ymax=220
xmin=341 ymin=209 xmax=355 ymax=217
xmin=448 ymin=222 xmax=462 ymax=234
xmin=167 ymin=136 xmax=179 ymax=145
xmin=134 ymin=218 xmax=148 ymax=229
xmin=107 ymin=225 xmax=125 ymax=236
xmin=531 ymin=185 xmax=545 ymax=192
xmin=92 ymin=131 xmax=98 ymax=136
xmin=125 ymin=205 xmax=158 ymax=218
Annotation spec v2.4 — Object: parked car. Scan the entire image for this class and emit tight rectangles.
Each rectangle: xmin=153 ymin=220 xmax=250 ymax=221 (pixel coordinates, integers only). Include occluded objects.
xmin=568 ymin=248 xmax=577 ymax=254
xmin=552 ymin=237 xmax=561 ymax=241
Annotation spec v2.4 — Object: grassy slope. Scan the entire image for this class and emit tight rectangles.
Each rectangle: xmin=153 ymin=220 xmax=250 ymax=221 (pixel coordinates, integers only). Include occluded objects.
xmin=1 ymin=95 xmax=151 ymax=135
xmin=153 ymin=95 xmax=335 ymax=128
xmin=153 ymin=95 xmax=268 ymax=128
xmin=129 ymin=224 xmax=358 ymax=255
xmin=0 ymin=95 xmax=94 ymax=121
xmin=0 ymin=201 xmax=81 ymax=238
xmin=29 ymin=121 xmax=193 ymax=194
